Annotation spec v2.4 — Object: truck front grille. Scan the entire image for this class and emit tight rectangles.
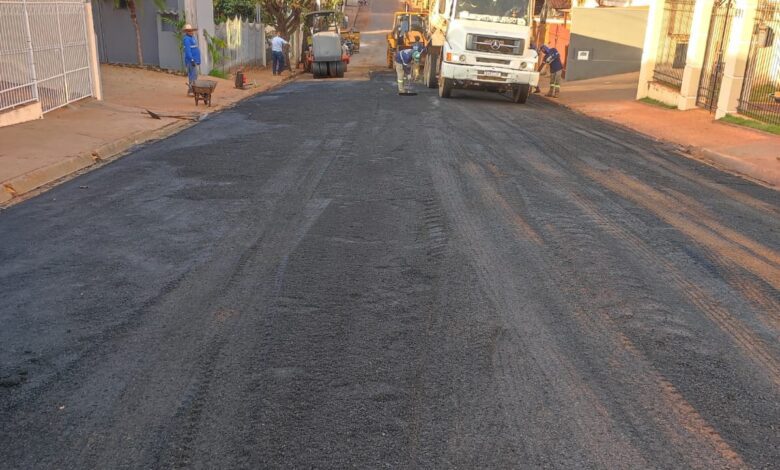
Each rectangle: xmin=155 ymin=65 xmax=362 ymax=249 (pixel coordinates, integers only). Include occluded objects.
xmin=467 ymin=35 xmax=524 ymax=56
xmin=476 ymin=57 xmax=511 ymax=65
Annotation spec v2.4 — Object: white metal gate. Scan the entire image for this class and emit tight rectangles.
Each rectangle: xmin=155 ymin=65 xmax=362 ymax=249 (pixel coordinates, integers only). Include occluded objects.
xmin=0 ymin=0 xmax=93 ymax=113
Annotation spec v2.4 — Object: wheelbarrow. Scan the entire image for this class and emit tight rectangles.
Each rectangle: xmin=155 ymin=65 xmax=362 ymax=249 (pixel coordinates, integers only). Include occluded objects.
xmin=191 ymin=79 xmax=217 ymax=107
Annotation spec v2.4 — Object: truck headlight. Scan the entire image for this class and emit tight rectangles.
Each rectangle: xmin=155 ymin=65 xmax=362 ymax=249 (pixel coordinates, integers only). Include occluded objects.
xmin=520 ymin=62 xmax=528 ymax=69
xmin=459 ymin=54 xmax=467 ymax=63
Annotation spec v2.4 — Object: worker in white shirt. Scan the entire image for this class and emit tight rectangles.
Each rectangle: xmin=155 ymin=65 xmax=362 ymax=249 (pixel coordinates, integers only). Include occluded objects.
xmin=271 ymin=32 xmax=289 ymax=76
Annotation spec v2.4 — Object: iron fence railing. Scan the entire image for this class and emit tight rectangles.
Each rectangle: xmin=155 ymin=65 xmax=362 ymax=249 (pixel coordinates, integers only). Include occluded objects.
xmin=738 ymin=0 xmax=780 ymax=125
xmin=696 ymin=0 xmax=735 ymax=110
xmin=0 ymin=0 xmax=93 ymax=114
xmin=653 ymin=0 xmax=696 ymax=89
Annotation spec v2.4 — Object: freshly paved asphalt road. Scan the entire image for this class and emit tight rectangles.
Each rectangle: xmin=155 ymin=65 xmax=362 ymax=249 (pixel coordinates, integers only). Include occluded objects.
xmin=2 ymin=33 xmax=780 ymax=470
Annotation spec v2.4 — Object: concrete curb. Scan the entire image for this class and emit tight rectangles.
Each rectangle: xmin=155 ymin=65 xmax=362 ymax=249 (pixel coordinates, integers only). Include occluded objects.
xmin=0 ymin=72 xmax=302 ymax=208
xmin=1 ymin=119 xmax=191 ymax=207
xmin=685 ymin=146 xmax=779 ymax=188
xmin=535 ymin=94 xmax=777 ymax=190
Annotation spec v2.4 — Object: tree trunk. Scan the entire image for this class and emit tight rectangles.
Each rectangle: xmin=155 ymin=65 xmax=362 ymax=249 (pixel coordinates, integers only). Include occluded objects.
xmin=128 ymin=0 xmax=144 ymax=65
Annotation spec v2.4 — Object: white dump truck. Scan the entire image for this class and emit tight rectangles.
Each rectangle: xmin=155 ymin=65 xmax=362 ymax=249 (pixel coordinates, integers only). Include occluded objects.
xmin=423 ymin=0 xmax=539 ymax=103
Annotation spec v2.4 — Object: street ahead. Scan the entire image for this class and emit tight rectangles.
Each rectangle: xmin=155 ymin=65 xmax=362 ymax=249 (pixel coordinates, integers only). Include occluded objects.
xmin=2 ymin=22 xmax=780 ymax=470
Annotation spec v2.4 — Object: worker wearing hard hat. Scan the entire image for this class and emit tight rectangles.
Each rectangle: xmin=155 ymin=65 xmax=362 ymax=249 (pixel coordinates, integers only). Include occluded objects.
xmin=394 ymin=41 xmax=425 ymax=95
xmin=183 ymin=24 xmax=201 ymax=96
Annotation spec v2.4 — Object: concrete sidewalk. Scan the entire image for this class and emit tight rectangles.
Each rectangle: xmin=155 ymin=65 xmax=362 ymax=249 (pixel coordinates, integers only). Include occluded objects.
xmin=1 ymin=64 xmax=296 ymax=205
xmin=540 ymin=72 xmax=780 ymax=188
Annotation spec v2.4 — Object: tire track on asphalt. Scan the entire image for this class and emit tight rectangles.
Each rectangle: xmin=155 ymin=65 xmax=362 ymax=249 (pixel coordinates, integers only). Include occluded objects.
xmin=1 ymin=118 xmax=354 ymax=469
xmin=153 ymin=121 xmax=354 ymax=466
xmin=459 ymin=152 xmax=748 ymax=468
xmin=581 ymin=169 xmax=780 ymax=387
xmin=534 ymin=104 xmax=779 ymax=219
xmin=424 ymin=117 xmax=650 ymax=467
xmin=115 ymin=123 xmax=349 ymax=466
xmin=463 ymin=102 xmax=780 ymax=364
xmin=439 ymin=101 xmax=774 ymax=465
xmin=557 ymin=192 xmax=753 ymax=468
xmin=572 ymin=124 xmax=779 ymax=218
xmin=529 ymin=116 xmax=780 ymax=336
xmin=597 ymin=172 xmax=780 ymax=288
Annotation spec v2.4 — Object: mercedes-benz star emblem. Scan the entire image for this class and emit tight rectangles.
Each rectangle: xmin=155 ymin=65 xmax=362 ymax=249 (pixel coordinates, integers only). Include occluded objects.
xmin=490 ymin=40 xmax=502 ymax=51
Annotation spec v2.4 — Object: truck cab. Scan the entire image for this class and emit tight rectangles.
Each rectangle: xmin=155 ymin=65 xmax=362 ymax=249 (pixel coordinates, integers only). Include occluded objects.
xmin=424 ymin=0 xmax=539 ymax=103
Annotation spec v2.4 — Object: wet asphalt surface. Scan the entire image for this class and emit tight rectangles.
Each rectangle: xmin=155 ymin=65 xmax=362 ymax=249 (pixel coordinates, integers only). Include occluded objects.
xmin=1 ymin=73 xmax=779 ymax=468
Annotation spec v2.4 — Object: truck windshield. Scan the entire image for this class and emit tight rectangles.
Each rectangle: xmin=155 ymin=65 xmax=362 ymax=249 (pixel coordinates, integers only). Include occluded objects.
xmin=455 ymin=0 xmax=530 ymax=24
xmin=396 ymin=14 xmax=426 ymax=33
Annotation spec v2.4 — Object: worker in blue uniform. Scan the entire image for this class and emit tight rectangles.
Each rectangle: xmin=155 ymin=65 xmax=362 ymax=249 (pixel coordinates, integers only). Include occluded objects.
xmin=183 ymin=24 xmax=201 ymax=96
xmin=394 ymin=41 xmax=425 ymax=95
xmin=540 ymin=45 xmax=563 ymax=98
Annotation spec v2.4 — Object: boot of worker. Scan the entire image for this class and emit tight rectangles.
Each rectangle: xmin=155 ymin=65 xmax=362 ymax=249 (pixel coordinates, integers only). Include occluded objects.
xmin=546 ymin=87 xmax=554 ymax=97
xmin=553 ymin=87 xmax=560 ymax=98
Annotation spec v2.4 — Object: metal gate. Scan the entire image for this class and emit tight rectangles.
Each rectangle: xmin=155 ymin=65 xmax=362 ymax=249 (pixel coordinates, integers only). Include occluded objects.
xmin=653 ymin=0 xmax=697 ymax=89
xmin=697 ymin=0 xmax=735 ymax=110
xmin=0 ymin=0 xmax=93 ymax=114
xmin=738 ymin=0 xmax=780 ymax=125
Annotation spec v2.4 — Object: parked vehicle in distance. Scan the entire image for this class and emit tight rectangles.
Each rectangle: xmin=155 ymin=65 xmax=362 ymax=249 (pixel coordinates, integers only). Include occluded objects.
xmin=301 ymin=10 xmax=352 ymax=78
xmin=386 ymin=11 xmax=428 ymax=69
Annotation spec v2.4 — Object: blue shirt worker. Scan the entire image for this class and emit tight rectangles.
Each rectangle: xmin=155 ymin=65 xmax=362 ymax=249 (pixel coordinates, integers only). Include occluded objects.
xmin=540 ymin=45 xmax=563 ymax=98
xmin=271 ymin=33 xmax=289 ymax=76
xmin=394 ymin=42 xmax=424 ymax=95
xmin=183 ymin=24 xmax=201 ymax=95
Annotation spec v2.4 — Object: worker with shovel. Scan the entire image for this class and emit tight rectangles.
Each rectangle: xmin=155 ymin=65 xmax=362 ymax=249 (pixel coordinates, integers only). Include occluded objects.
xmin=394 ymin=41 xmax=425 ymax=96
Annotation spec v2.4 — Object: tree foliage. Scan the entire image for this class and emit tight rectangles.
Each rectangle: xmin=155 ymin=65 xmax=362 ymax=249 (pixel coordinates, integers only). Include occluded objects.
xmin=113 ymin=0 xmax=138 ymax=65
xmin=259 ymin=0 xmax=346 ymax=38
xmin=214 ymin=0 xmax=258 ymax=23
xmin=259 ymin=0 xmax=316 ymax=38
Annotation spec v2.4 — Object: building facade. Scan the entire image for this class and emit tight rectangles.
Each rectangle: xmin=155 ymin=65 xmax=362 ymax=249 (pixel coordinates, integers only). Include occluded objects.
xmin=637 ymin=0 xmax=780 ymax=124
xmin=91 ymin=0 xmax=215 ymax=71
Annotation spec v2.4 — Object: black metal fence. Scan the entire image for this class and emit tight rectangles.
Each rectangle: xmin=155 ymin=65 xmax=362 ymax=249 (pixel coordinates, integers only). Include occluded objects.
xmin=653 ymin=0 xmax=696 ymax=89
xmin=738 ymin=0 xmax=780 ymax=125
xmin=696 ymin=0 xmax=735 ymax=110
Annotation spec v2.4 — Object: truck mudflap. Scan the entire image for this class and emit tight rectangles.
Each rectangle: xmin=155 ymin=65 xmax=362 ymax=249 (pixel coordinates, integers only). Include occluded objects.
xmin=441 ymin=62 xmax=539 ymax=88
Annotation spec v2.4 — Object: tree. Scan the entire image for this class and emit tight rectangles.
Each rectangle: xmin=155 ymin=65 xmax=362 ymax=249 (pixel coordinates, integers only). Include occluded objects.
xmin=259 ymin=0 xmax=315 ymax=39
xmin=117 ymin=0 xmax=144 ymax=64
xmin=115 ymin=0 xmax=167 ymax=65
xmin=214 ymin=0 xmax=259 ymax=23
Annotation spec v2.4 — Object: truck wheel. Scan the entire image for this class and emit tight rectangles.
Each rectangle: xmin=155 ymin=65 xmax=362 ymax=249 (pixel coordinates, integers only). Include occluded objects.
xmin=312 ymin=62 xmax=325 ymax=78
xmin=387 ymin=50 xmax=394 ymax=69
xmin=438 ymin=77 xmax=453 ymax=98
xmin=328 ymin=61 xmax=343 ymax=78
xmin=327 ymin=61 xmax=345 ymax=78
xmin=425 ymin=51 xmax=438 ymax=88
xmin=512 ymin=84 xmax=530 ymax=104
